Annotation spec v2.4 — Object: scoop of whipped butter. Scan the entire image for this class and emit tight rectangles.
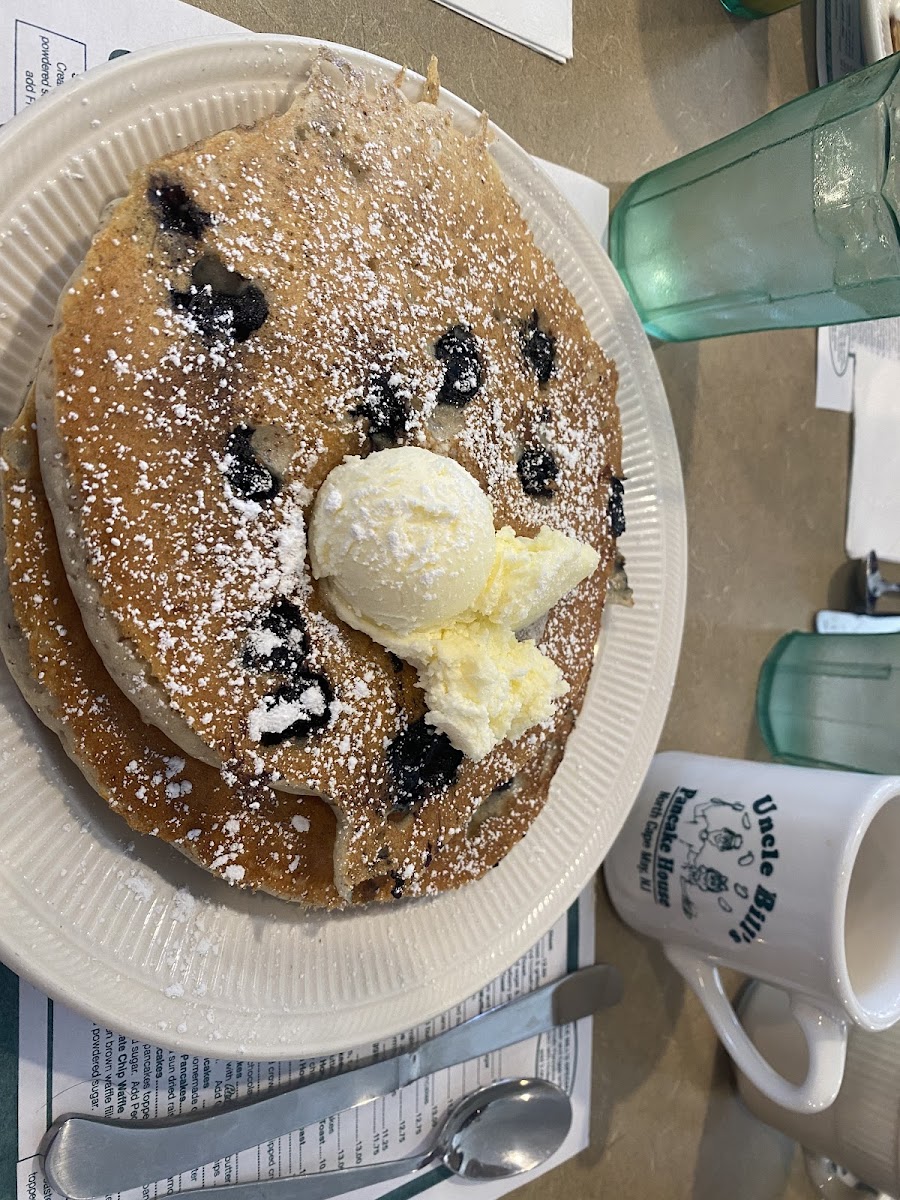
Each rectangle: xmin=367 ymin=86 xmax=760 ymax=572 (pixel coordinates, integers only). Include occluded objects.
xmin=308 ymin=447 xmax=599 ymax=760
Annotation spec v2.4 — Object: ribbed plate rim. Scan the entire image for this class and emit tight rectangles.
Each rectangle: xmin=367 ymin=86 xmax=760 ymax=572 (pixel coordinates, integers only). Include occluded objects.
xmin=0 ymin=34 xmax=686 ymax=1058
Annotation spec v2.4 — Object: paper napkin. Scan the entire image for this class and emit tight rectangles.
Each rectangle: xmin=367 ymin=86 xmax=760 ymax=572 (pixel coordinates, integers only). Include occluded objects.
xmin=846 ymin=349 xmax=900 ymax=562
xmin=429 ymin=0 xmax=572 ymax=63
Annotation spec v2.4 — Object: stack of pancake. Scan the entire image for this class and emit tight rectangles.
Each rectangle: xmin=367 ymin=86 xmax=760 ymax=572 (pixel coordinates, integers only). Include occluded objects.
xmin=0 ymin=51 xmax=622 ymax=906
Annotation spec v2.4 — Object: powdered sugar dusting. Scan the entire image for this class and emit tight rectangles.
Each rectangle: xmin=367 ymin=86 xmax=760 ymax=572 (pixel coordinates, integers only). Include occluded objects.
xmin=124 ymin=873 xmax=154 ymax=901
xmin=28 ymin=50 xmax=621 ymax=902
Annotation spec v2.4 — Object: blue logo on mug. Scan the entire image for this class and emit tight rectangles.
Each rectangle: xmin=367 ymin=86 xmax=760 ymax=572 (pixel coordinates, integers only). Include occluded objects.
xmin=637 ymin=786 xmax=779 ymax=945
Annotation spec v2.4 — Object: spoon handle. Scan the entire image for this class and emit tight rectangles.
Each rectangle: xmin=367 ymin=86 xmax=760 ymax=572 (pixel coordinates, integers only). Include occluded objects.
xmin=174 ymin=1154 xmax=425 ymax=1200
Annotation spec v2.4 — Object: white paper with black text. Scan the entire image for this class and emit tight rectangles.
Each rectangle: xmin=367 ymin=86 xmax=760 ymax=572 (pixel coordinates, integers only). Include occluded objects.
xmin=17 ymin=891 xmax=594 ymax=1200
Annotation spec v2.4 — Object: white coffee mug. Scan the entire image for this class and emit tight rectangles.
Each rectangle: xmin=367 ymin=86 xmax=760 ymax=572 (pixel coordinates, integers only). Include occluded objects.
xmin=604 ymin=752 xmax=900 ymax=1113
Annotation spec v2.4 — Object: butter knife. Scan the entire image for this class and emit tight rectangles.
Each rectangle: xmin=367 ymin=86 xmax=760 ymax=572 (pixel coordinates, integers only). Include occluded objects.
xmin=42 ymin=962 xmax=621 ymax=1199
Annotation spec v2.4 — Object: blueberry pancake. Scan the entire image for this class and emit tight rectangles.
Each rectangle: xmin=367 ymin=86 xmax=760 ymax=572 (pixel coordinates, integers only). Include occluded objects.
xmin=0 ymin=392 xmax=341 ymax=907
xmin=36 ymin=52 xmax=623 ymax=900
xmin=0 ymin=397 xmax=579 ymax=905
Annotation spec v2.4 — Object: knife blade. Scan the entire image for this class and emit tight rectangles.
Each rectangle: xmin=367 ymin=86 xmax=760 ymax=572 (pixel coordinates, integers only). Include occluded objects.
xmin=42 ymin=962 xmax=621 ymax=1199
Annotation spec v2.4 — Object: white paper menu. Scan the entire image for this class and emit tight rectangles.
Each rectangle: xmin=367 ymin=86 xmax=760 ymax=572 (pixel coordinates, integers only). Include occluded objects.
xmin=13 ymin=890 xmax=595 ymax=1200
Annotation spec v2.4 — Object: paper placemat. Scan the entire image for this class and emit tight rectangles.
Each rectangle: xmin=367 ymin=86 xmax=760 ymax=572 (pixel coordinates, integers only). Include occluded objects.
xmin=7 ymin=890 xmax=595 ymax=1200
xmin=844 ymin=350 xmax=900 ymax=562
xmin=815 ymin=327 xmax=900 ymax=564
xmin=428 ymin=0 xmax=572 ymax=64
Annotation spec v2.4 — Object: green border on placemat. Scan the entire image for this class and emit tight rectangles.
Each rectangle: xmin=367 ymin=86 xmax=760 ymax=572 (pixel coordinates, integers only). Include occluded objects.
xmin=566 ymin=899 xmax=579 ymax=974
xmin=45 ymin=998 xmax=54 ymax=1130
xmin=381 ymin=1164 xmax=453 ymax=1199
xmin=0 ymin=964 xmax=19 ymax=1200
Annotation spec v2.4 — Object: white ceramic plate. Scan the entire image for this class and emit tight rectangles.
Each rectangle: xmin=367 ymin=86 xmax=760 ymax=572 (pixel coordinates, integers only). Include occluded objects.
xmin=0 ymin=35 xmax=686 ymax=1058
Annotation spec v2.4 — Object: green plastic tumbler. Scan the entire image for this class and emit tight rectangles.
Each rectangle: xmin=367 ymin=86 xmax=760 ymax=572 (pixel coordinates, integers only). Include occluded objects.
xmin=757 ymin=631 xmax=900 ymax=774
xmin=720 ymin=0 xmax=799 ymax=15
xmin=609 ymin=54 xmax=900 ymax=341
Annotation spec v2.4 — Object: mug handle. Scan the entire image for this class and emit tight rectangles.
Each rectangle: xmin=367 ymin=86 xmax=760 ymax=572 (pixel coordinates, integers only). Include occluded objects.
xmin=664 ymin=944 xmax=847 ymax=1113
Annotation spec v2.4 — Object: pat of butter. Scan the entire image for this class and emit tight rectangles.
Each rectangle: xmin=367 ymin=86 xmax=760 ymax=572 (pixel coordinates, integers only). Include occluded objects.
xmin=414 ymin=619 xmax=568 ymax=760
xmin=321 ymin=518 xmax=599 ymax=761
xmin=311 ymin=448 xmax=600 ymax=760
xmin=475 ymin=525 xmax=600 ymax=631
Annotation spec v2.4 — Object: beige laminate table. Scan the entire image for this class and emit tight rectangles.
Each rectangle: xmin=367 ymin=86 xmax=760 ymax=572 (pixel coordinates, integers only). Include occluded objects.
xmin=192 ymin=1 xmax=842 ymax=1195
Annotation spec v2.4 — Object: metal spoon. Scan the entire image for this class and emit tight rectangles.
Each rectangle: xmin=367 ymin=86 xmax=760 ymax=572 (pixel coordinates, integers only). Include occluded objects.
xmin=172 ymin=1077 xmax=571 ymax=1200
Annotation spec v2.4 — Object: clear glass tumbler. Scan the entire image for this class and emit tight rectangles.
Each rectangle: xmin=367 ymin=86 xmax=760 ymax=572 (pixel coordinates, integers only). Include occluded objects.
xmin=756 ymin=631 xmax=900 ymax=774
xmin=609 ymin=54 xmax=900 ymax=341
xmin=737 ymin=980 xmax=900 ymax=1200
